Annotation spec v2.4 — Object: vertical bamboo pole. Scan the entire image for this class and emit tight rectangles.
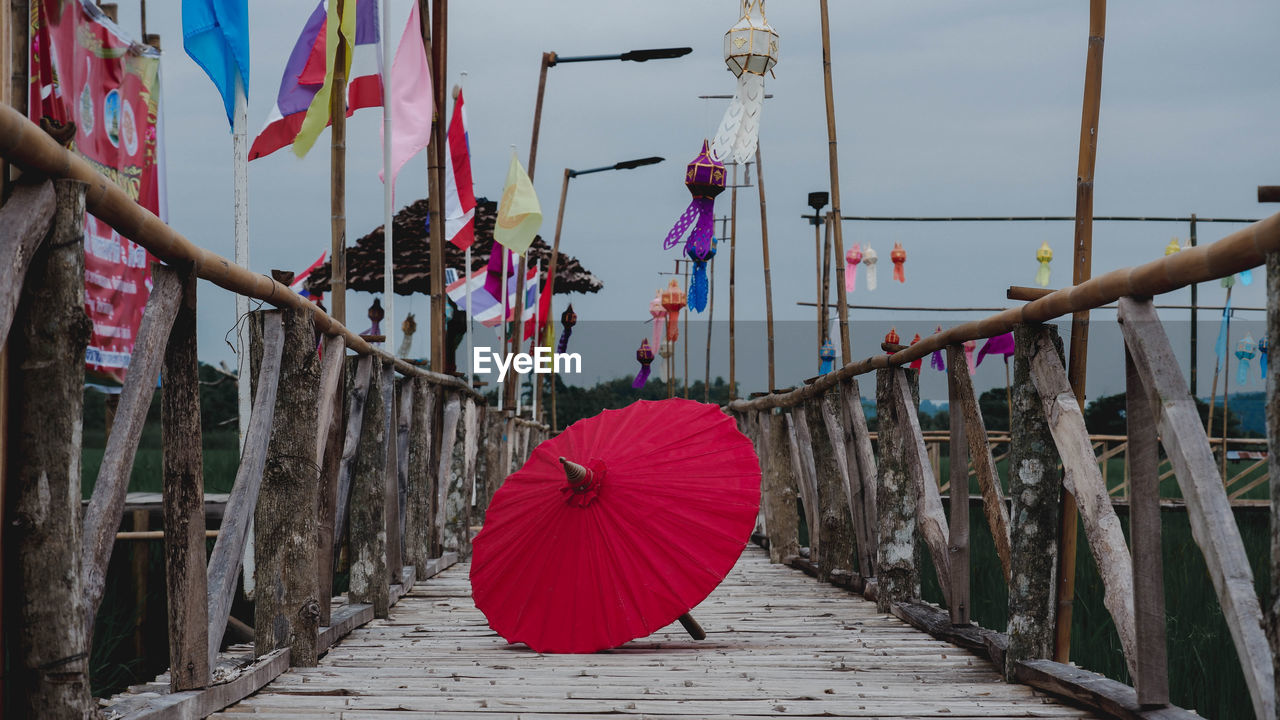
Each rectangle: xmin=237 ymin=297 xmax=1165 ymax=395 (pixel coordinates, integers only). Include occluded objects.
xmin=728 ymin=162 xmax=739 ymax=399
xmin=819 ymin=0 xmax=850 ymax=364
xmin=705 ymin=253 xmax=716 ymax=403
xmin=422 ymin=0 xmax=446 ymax=372
xmin=330 ymin=16 xmax=349 ymax=325
xmin=527 ymin=52 xmax=552 ymax=181
xmin=548 ymin=169 xmax=571 ymax=431
xmin=756 ymin=145 xmax=775 ymax=392
xmin=814 ymin=220 xmax=822 ymax=357
xmin=821 ymin=214 xmax=832 ymax=346
xmin=1189 ymin=214 xmax=1198 ymax=395
xmin=381 ymin=0 xmax=395 ymax=354
xmin=1055 ymin=0 xmax=1107 ymax=664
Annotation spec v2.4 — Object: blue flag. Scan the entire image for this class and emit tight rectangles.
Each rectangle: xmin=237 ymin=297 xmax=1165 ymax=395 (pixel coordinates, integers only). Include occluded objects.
xmin=1214 ymin=294 xmax=1232 ymax=361
xmin=182 ymin=0 xmax=250 ymax=127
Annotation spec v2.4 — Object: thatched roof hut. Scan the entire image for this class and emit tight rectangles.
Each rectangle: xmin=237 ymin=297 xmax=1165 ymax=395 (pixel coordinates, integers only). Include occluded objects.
xmin=306 ymin=197 xmax=603 ymax=297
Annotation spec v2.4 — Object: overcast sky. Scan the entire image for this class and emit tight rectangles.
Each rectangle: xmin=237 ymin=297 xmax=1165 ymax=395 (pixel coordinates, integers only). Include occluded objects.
xmin=107 ymin=0 xmax=1279 ymax=400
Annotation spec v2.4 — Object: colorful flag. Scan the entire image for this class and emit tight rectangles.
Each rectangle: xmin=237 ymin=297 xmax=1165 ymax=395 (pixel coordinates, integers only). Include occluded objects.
xmin=380 ymin=1 xmax=432 ymax=192
xmin=289 ymin=252 xmax=328 ymax=302
xmin=446 ymin=265 xmax=536 ymax=329
xmin=976 ymin=332 xmax=1015 ymax=366
xmin=522 ymin=271 xmax=541 ymax=342
xmin=249 ymin=0 xmax=382 ymax=161
xmin=182 ymin=0 xmax=250 ymax=126
xmin=445 ymin=90 xmax=477 ymax=249
xmin=484 ymin=245 xmax=513 ymax=300
xmin=494 ymin=151 xmax=542 ymax=254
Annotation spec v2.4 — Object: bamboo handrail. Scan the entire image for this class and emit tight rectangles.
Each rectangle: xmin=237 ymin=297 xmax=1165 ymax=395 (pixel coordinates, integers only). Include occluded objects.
xmin=728 ymin=208 xmax=1280 ymax=413
xmin=0 ymin=105 xmax=486 ymax=400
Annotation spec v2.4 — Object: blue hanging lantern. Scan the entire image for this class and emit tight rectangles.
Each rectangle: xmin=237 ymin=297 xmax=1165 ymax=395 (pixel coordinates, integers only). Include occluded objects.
xmin=818 ymin=338 xmax=836 ymax=374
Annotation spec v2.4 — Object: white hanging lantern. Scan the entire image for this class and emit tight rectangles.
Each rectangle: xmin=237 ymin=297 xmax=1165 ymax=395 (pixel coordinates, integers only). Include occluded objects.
xmin=711 ymin=1 xmax=778 ymax=164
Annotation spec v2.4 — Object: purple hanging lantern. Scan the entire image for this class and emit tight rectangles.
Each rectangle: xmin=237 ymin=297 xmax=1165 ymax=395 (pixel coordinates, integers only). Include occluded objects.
xmin=632 ymin=339 xmax=655 ymax=389
xmin=663 ymin=140 xmax=726 ymax=258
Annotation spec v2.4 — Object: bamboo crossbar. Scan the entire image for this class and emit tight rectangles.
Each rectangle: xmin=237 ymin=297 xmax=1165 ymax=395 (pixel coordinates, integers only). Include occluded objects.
xmin=729 ymin=209 xmax=1280 ymax=413
xmin=0 ymin=105 xmax=482 ymax=400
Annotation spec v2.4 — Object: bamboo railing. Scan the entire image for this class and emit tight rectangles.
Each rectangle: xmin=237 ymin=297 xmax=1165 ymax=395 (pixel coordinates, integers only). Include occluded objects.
xmin=0 ymin=110 xmax=549 ymax=719
xmin=729 ymin=213 xmax=1280 ymax=720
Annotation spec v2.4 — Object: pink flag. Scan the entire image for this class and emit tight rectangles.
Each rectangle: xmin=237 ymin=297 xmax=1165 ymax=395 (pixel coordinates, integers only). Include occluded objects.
xmin=380 ymin=2 xmax=432 ymax=190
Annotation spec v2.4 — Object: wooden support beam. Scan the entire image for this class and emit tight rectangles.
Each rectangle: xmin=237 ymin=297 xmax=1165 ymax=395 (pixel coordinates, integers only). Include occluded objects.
xmin=161 ymin=266 xmax=209 ymax=690
xmin=892 ymin=368 xmax=952 ymax=608
xmin=349 ymin=358 xmax=389 ymax=618
xmin=253 ymin=305 xmax=321 ymax=666
xmin=759 ymin=411 xmax=800 ymax=563
xmin=432 ymin=392 xmax=461 ymax=557
xmin=946 ymin=344 xmax=1011 ymax=583
xmin=1005 ymin=324 xmax=1064 ymax=679
xmin=874 ymin=367 xmax=920 ymax=612
xmin=1027 ymin=329 xmax=1137 ymax=678
xmin=0 ymin=181 xmax=54 ymax=348
xmin=206 ymin=312 xmax=284 ymax=670
xmin=1118 ymin=297 xmax=1273 ymax=719
xmin=1125 ymin=346 xmax=1169 ymax=706
xmin=82 ymin=264 xmax=183 ymax=626
xmin=381 ymin=362 xmax=402 ymax=581
xmin=805 ymin=392 xmax=855 ymax=583
xmin=1015 ymin=660 xmax=1202 ymax=720
xmin=313 ymin=335 xmax=346 ymax=627
xmin=405 ymin=378 xmax=438 ymax=574
xmin=787 ymin=407 xmax=821 ymax=558
xmin=945 ymin=350 xmax=970 ymax=626
xmin=332 ymin=355 xmax=373 ymax=555
xmin=840 ymin=377 xmax=878 ymax=575
xmin=6 ymin=178 xmax=92 ymax=718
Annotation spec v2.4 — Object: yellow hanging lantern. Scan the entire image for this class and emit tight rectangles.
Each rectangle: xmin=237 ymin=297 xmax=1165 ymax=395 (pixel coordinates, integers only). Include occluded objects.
xmin=1165 ymin=237 xmax=1182 ymax=256
xmin=1035 ymin=242 xmax=1053 ymax=287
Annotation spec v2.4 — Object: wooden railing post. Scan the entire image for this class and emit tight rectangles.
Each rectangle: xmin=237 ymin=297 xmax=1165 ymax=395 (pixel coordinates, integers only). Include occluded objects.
xmin=945 ymin=347 xmax=970 ymax=625
xmin=785 ymin=409 xmax=820 ymax=556
xmin=451 ymin=398 xmax=480 ymax=558
xmin=381 ymin=362 xmax=402 ymax=580
xmin=839 ymin=378 xmax=878 ymax=576
xmin=331 ymin=355 xmax=373 ymax=565
xmin=1006 ymin=324 xmax=1063 ymax=678
xmin=314 ymin=335 xmax=347 ymax=627
xmin=432 ymin=392 xmax=461 ymax=557
xmin=5 ymin=178 xmax=92 ymax=718
xmin=760 ymin=411 xmax=800 ymax=562
xmin=405 ymin=377 xmax=438 ymax=574
xmin=395 ymin=377 xmax=412 ymax=570
xmin=348 ymin=358 xmax=389 ymax=617
xmin=161 ymin=265 xmax=210 ymax=689
xmin=874 ymin=367 xmax=920 ymax=612
xmin=479 ymin=407 xmax=503 ymax=515
xmin=253 ymin=304 xmax=321 ymax=665
xmin=805 ymin=392 xmax=855 ymax=583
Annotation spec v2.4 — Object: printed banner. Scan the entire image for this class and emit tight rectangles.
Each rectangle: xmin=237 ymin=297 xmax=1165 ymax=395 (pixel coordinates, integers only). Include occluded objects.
xmin=29 ymin=0 xmax=164 ymax=384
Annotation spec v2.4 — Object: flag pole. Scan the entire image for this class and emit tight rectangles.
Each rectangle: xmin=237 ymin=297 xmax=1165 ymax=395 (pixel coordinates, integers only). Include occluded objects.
xmin=498 ymin=246 xmax=508 ymax=411
xmin=531 ymin=259 xmax=541 ymax=420
xmin=331 ymin=5 xmax=349 ymax=326
xmin=382 ymin=0 xmax=395 ymax=354
xmin=233 ymin=75 xmax=251 ymax=452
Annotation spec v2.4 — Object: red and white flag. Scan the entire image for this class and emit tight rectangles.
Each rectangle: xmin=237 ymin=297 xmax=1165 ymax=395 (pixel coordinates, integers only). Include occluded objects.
xmin=445 ymin=89 xmax=476 ymax=249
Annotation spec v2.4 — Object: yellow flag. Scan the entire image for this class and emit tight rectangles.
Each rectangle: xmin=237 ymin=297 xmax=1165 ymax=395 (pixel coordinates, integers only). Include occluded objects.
xmin=293 ymin=0 xmax=356 ymax=158
xmin=495 ymin=152 xmax=542 ymax=254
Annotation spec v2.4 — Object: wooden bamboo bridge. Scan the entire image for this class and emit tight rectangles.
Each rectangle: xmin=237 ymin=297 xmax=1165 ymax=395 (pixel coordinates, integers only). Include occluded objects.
xmin=2 ymin=71 xmax=1280 ymax=720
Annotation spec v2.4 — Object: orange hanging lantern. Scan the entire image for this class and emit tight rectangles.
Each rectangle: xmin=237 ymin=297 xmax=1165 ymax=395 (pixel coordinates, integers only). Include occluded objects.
xmin=884 ymin=327 xmax=900 ymax=354
xmin=890 ymin=241 xmax=906 ymax=283
xmin=660 ymin=278 xmax=687 ymax=342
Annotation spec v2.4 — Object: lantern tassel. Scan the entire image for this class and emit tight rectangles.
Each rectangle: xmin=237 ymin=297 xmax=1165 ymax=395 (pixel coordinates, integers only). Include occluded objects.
xmin=1036 ymin=260 xmax=1051 ymax=287
xmin=663 ymin=201 xmax=701 ymax=250
xmin=819 ymin=354 xmax=834 ymax=375
xmin=710 ymin=74 xmax=765 ymax=164
xmin=964 ymin=340 xmax=977 ymax=375
xmin=689 ymin=261 xmax=709 ymax=313
xmin=1240 ymin=269 xmax=1254 ymax=286
xmin=1237 ymin=356 xmax=1251 ymax=386
xmin=651 ymin=315 xmax=664 ymax=350
xmin=557 ymin=326 xmax=572 ymax=354
xmin=632 ymin=364 xmax=651 ymax=390
xmin=666 ymin=311 xmax=680 ymax=342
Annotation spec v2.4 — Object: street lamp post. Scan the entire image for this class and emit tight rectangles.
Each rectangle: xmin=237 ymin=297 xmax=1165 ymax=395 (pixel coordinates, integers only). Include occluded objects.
xmin=546 ymin=157 xmax=665 ymax=431
xmin=804 ymin=192 xmax=830 ymax=357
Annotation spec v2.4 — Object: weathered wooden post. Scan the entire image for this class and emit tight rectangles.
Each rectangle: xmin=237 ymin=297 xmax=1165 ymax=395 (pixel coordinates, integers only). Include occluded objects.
xmin=331 ymin=355 xmax=373 ymax=572
xmin=381 ymin=363 xmax=402 ymax=580
xmin=1005 ymin=324 xmax=1063 ymax=678
xmin=760 ymin=411 xmax=800 ymax=562
xmin=161 ymin=265 xmax=210 ymax=689
xmin=314 ymin=336 xmax=347 ymax=626
xmin=945 ymin=347 xmax=970 ymax=626
xmin=349 ymin=358 xmax=390 ymax=617
xmin=395 ymin=377 xmax=412 ymax=567
xmin=891 ymin=368 xmax=952 ymax=609
xmin=805 ymin=392 xmax=854 ymax=583
xmin=875 ymin=367 xmax=920 ymax=612
xmin=5 ymin=179 xmax=92 ymax=718
xmin=405 ymin=377 xmax=437 ymax=574
xmin=839 ymin=378 xmax=878 ymax=576
xmin=432 ymin=391 xmax=461 ymax=556
xmin=253 ymin=302 xmax=321 ymax=665
xmin=785 ymin=410 xmax=820 ymax=556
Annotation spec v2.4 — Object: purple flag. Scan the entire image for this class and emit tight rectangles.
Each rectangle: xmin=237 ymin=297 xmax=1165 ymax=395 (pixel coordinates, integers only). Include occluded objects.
xmin=975 ymin=332 xmax=1015 ymax=367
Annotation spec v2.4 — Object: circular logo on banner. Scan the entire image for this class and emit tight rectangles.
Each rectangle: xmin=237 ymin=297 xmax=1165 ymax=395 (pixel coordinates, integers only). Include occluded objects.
xmin=103 ymin=88 xmax=121 ymax=148
xmin=121 ymin=100 xmax=138 ymax=156
xmin=78 ymin=84 xmax=95 ymax=137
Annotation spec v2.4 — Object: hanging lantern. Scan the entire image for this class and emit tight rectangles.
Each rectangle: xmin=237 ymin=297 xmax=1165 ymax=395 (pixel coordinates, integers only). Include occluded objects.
xmin=819 ymin=338 xmax=836 ymax=375
xmin=660 ymin=278 xmax=687 ymax=342
xmin=863 ymin=245 xmax=879 ymax=291
xmin=664 ymin=140 xmax=727 ymax=258
xmin=649 ymin=294 xmax=666 ymax=350
xmin=632 ymin=339 xmax=655 ymax=389
xmin=658 ymin=341 xmax=675 ymax=360
xmin=845 ymin=244 xmax=862 ymax=293
xmin=557 ymin=304 xmax=577 ymax=354
xmin=930 ymin=326 xmax=945 ymax=371
xmin=1164 ymin=237 xmax=1182 ymax=256
xmin=1236 ymin=334 xmax=1256 ymax=386
xmin=1221 ymin=274 xmax=1236 ymax=289
xmin=711 ymin=0 xmax=778 ymax=163
xmin=963 ymin=339 xmax=977 ymax=375
xmin=687 ymin=238 xmax=717 ymax=313
xmin=1035 ymin=242 xmax=1053 ymax=287
xmin=1240 ymin=269 xmax=1254 ymax=285
xmin=883 ymin=327 xmax=900 ymax=354
xmin=908 ymin=333 xmax=923 ymax=370
xmin=1259 ymin=336 xmax=1269 ymax=379
xmin=890 ymin=241 xmax=906 ymax=283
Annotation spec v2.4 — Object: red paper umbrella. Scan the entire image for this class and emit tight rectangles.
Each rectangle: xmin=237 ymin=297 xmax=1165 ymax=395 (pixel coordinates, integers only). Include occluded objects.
xmin=470 ymin=398 xmax=761 ymax=654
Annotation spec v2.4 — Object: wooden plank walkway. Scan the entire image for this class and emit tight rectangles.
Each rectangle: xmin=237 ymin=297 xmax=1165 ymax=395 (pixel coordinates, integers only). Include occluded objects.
xmin=211 ymin=546 xmax=1099 ymax=719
